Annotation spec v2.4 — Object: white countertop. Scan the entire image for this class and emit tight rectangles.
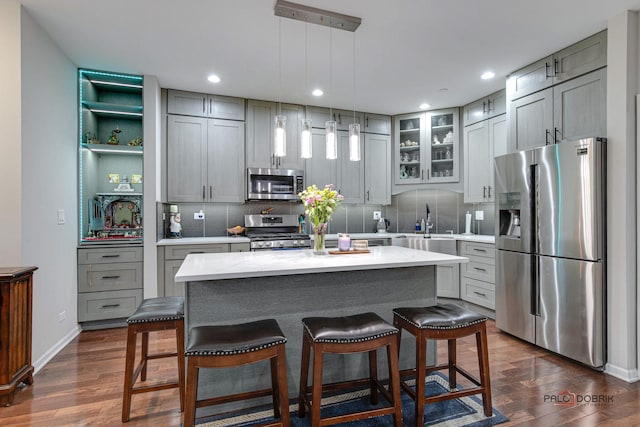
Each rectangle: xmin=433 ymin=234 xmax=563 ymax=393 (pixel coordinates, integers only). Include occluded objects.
xmin=157 ymin=236 xmax=250 ymax=246
xmin=175 ymin=245 xmax=468 ymax=282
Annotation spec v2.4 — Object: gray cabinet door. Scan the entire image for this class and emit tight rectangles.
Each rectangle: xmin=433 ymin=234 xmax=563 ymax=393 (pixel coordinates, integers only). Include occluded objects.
xmin=304 ymin=128 xmax=337 ymax=189
xmin=208 ymin=119 xmax=245 ymax=202
xmin=278 ymin=103 xmax=305 ymax=170
xmin=364 ymin=113 xmax=391 ymax=135
xmin=167 ymin=115 xmax=207 ymax=202
xmin=507 ymin=56 xmax=554 ymax=100
xmin=364 ymin=133 xmax=391 ymax=205
xmin=554 ymin=30 xmax=607 ymax=83
xmin=306 ymin=106 xmax=331 ymax=129
xmin=167 ymin=90 xmax=207 ymax=116
xmin=208 ymin=95 xmax=245 ymax=120
xmin=508 ymin=87 xmax=553 ymax=152
xmin=336 ymin=131 xmax=364 ymax=204
xmin=335 ymin=109 xmax=363 ymax=132
xmin=553 ymin=68 xmax=606 ymax=143
xmin=246 ymin=100 xmax=276 ymax=168
xmin=463 ymin=120 xmax=490 ymax=203
xmin=164 ymin=260 xmax=184 ymax=297
xmin=488 ymin=115 xmax=507 ymax=202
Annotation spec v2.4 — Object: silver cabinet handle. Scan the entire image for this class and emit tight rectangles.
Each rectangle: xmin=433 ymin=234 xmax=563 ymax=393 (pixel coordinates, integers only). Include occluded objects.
xmin=202 ymin=98 xmax=206 ymax=114
xmin=366 ymin=117 xmax=369 ymax=127
xmin=483 ymin=186 xmax=486 ymax=198
xmin=366 ymin=190 xmax=370 ymax=201
xmin=487 ymin=185 xmax=492 ymax=198
xmin=101 ymin=254 xmax=120 ymax=258
xmin=487 ymin=99 xmax=492 ymax=113
xmin=210 ymin=186 xmax=213 ymax=199
xmin=426 ymin=169 xmax=430 ymax=181
xmin=545 ymin=61 xmax=551 ymax=78
xmin=202 ymin=185 xmax=206 ymax=200
xmin=553 ymin=58 xmax=559 ymax=76
xmin=101 ymin=304 xmax=120 ymax=309
xmin=473 ymin=248 xmax=487 ymax=253
xmin=473 ymin=267 xmax=487 ymax=272
xmin=101 ymin=275 xmax=121 ymax=279
xmin=545 ymin=129 xmax=552 ymax=145
xmin=473 ymin=291 xmax=487 ymax=298
xmin=338 ymin=112 xmax=341 ymax=125
xmin=421 ymin=169 xmax=424 ymax=180
xmin=482 ymin=101 xmax=487 ymax=114
xmin=554 ymin=127 xmax=560 ymax=144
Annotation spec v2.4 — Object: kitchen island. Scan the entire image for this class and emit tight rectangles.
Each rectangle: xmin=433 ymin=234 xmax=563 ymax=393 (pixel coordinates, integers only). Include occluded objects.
xmin=175 ymin=246 xmax=467 ymax=413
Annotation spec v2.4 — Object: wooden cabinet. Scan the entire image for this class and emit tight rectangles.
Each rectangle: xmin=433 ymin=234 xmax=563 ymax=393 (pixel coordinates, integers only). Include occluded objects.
xmin=508 ymin=68 xmax=606 ymax=152
xmin=167 ymin=89 xmax=245 ymax=120
xmin=364 ymin=113 xmax=391 ymax=135
xmin=167 ymin=116 xmax=245 ymax=202
xmin=459 ymin=241 xmax=496 ymax=310
xmin=507 ymin=31 xmax=607 ymax=101
xmin=246 ymin=100 xmax=304 ymax=170
xmin=162 ymin=243 xmax=250 ymax=297
xmin=463 ymin=114 xmax=507 ymax=203
xmin=0 ymin=267 xmax=37 ymax=406
xmin=77 ymin=246 xmax=142 ymax=323
xmin=364 ymin=133 xmax=391 ymax=205
xmin=462 ymin=90 xmax=506 ymax=126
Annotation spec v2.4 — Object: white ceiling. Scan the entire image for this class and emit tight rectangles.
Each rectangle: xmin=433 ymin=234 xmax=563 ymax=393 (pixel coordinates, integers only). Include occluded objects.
xmin=18 ymin=0 xmax=640 ymax=115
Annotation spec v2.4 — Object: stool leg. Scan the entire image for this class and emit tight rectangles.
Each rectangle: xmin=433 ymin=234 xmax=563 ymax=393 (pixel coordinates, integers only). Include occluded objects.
xmin=368 ymin=350 xmax=379 ymax=405
xmin=387 ymin=339 xmax=403 ymax=427
xmin=176 ymin=319 xmax=186 ymax=413
xmin=122 ymin=326 xmax=137 ymax=422
xmin=270 ymin=355 xmax=281 ymax=418
xmin=310 ymin=344 xmax=324 ymax=427
xmin=184 ymin=356 xmax=199 ymax=427
xmin=275 ymin=345 xmax=291 ymax=426
xmin=448 ymin=339 xmax=457 ymax=390
xmin=414 ymin=334 xmax=426 ymax=427
xmin=141 ymin=331 xmax=149 ymax=382
xmin=476 ymin=327 xmax=493 ymax=416
xmin=298 ymin=332 xmax=311 ymax=417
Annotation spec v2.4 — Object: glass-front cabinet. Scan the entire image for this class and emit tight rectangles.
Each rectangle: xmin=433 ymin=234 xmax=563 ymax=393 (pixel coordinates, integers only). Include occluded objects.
xmin=78 ymin=69 xmax=144 ymax=244
xmin=394 ymin=108 xmax=459 ymax=184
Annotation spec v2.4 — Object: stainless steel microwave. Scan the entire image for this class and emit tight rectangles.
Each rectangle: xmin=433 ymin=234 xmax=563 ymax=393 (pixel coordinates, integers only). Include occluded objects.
xmin=247 ymin=168 xmax=304 ymax=201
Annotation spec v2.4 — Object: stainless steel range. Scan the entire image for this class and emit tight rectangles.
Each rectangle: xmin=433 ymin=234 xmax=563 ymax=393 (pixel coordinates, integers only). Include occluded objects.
xmin=245 ymin=214 xmax=311 ymax=251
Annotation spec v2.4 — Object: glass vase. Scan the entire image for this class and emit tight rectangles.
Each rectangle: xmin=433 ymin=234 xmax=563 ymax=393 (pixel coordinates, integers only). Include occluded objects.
xmin=312 ymin=222 xmax=328 ymax=255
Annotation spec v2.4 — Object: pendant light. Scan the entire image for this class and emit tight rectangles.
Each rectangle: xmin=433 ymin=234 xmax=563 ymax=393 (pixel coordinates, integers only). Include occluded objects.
xmin=349 ymin=32 xmax=361 ymax=161
xmin=274 ymin=17 xmax=286 ymax=158
xmin=326 ymin=27 xmax=337 ymax=160
xmin=300 ymin=22 xmax=312 ymax=159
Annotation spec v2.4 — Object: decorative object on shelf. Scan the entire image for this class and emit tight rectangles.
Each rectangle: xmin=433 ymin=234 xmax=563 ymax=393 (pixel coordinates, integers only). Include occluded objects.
xmin=128 ymin=136 xmax=143 ymax=146
xmin=299 ymin=184 xmax=344 ymax=255
xmin=108 ymin=173 xmax=120 ymax=183
xmin=131 ymin=174 xmax=142 ymax=184
xmin=114 ymin=175 xmax=134 ymax=192
xmin=88 ymin=134 xmax=101 ymax=144
xmin=107 ymin=125 xmax=121 ymax=145
xmin=169 ymin=213 xmax=182 ymax=238
xmin=433 ymin=135 xmax=441 ymax=145
xmin=444 ymin=131 xmax=453 ymax=144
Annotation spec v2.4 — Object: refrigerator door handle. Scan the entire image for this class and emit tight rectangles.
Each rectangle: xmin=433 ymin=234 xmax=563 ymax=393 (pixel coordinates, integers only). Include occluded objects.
xmin=531 ymin=255 xmax=540 ymax=316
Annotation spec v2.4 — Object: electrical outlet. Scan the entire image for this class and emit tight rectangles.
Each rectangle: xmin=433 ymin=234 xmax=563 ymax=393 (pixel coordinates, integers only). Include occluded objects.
xmin=475 ymin=210 xmax=484 ymax=221
xmin=57 ymin=209 xmax=65 ymax=225
xmin=194 ymin=210 xmax=205 ymax=220
xmin=373 ymin=211 xmax=381 ymax=220
xmin=58 ymin=310 xmax=66 ymax=323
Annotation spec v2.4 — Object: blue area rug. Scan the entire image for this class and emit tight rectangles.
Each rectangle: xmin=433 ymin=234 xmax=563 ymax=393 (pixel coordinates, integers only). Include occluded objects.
xmin=196 ymin=372 xmax=508 ymax=426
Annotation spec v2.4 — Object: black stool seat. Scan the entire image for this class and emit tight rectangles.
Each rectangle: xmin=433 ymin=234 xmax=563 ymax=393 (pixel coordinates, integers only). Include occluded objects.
xmin=393 ymin=303 xmax=487 ymax=330
xmin=126 ymin=296 xmax=184 ymax=324
xmin=302 ymin=312 xmax=398 ymax=343
xmin=185 ymin=319 xmax=287 ymax=356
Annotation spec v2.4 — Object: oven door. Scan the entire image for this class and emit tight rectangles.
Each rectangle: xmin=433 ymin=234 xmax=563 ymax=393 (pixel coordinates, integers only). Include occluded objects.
xmin=247 ymin=168 xmax=304 ymax=201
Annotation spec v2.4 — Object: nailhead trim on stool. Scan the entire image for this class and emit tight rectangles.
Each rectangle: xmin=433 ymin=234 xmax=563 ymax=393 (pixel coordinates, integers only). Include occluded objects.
xmin=392 ymin=303 xmax=492 ymax=427
xmin=298 ymin=312 xmax=404 ymax=427
xmin=122 ymin=297 xmax=185 ymax=423
xmin=183 ymin=319 xmax=290 ymax=427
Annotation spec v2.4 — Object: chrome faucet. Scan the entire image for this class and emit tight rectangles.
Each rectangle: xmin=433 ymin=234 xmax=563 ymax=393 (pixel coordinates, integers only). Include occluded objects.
xmin=424 ymin=203 xmax=433 ymax=238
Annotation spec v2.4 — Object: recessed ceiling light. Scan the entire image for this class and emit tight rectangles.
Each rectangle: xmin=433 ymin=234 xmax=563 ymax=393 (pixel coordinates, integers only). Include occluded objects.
xmin=312 ymin=89 xmax=324 ymax=97
xmin=481 ymin=71 xmax=495 ymax=80
xmin=207 ymin=74 xmax=221 ymax=83
xmin=419 ymin=103 xmax=430 ymax=110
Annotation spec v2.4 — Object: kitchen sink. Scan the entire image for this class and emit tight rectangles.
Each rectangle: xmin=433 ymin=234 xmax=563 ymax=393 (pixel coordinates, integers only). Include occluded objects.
xmin=392 ymin=236 xmax=457 ymax=255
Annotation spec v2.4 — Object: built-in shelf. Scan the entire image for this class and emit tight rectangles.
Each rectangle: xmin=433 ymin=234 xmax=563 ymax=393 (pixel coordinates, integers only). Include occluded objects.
xmin=82 ymin=101 xmax=143 ymax=117
xmin=82 ymin=143 xmax=143 ymax=154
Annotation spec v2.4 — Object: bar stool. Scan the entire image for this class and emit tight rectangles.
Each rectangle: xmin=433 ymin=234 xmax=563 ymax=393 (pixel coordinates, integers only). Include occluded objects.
xmin=122 ymin=296 xmax=185 ymax=422
xmin=298 ymin=312 xmax=403 ymax=427
xmin=392 ymin=303 xmax=492 ymax=426
xmin=183 ymin=319 xmax=289 ymax=427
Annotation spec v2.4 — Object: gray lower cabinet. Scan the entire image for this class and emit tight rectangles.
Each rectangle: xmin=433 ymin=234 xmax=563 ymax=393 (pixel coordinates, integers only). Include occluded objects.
xmin=508 ymin=68 xmax=606 ymax=152
xmin=162 ymin=243 xmax=250 ymax=297
xmin=459 ymin=241 xmax=495 ymax=310
xmin=436 ymin=263 xmax=460 ymax=299
xmin=77 ymin=246 xmax=143 ymax=322
xmin=364 ymin=133 xmax=391 ymax=205
xmin=167 ymin=115 xmax=245 ymax=202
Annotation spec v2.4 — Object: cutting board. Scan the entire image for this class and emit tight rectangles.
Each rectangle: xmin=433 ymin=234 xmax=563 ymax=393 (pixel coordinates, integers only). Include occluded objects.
xmin=328 ymin=249 xmax=371 ymax=255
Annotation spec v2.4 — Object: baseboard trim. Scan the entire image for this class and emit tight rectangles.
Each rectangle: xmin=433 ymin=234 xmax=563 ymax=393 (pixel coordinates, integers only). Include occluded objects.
xmin=33 ymin=325 xmax=81 ymax=374
xmin=604 ymin=363 xmax=640 ymax=383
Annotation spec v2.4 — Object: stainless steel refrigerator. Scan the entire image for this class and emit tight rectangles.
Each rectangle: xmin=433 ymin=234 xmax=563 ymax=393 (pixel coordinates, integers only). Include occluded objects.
xmin=494 ymin=137 xmax=606 ymax=369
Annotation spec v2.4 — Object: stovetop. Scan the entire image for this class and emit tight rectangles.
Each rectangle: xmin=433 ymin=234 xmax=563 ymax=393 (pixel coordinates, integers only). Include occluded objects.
xmin=248 ymin=232 xmax=310 ymax=241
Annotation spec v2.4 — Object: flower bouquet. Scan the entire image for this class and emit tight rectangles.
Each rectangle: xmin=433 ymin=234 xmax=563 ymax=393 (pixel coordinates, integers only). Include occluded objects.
xmin=299 ymin=184 xmax=344 ymax=254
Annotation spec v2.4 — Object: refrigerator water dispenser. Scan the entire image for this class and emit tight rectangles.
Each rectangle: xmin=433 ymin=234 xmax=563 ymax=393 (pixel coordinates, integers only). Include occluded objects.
xmin=498 ymin=192 xmax=521 ymax=238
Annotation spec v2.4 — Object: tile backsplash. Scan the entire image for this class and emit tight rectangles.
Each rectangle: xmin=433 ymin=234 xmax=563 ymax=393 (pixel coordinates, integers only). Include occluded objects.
xmin=157 ymin=190 xmax=495 ymax=240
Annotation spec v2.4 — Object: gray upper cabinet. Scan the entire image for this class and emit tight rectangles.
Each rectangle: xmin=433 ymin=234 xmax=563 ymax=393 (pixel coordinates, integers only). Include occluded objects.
xmin=305 ymin=106 xmax=364 ymax=132
xmin=463 ymin=90 xmax=506 ymax=126
xmin=364 ymin=113 xmax=391 ymax=135
xmin=508 ymin=88 xmax=553 ymax=152
xmin=304 ymin=128 xmax=337 ymax=189
xmin=246 ymin=100 xmax=304 ymax=170
xmin=334 ymin=109 xmax=363 ymax=131
xmin=507 ymin=31 xmax=607 ymax=101
xmin=336 ymin=131 xmax=364 ymax=204
xmin=364 ymin=133 xmax=391 ymax=205
xmin=167 ymin=89 xmax=245 ymax=120
xmin=167 ymin=115 xmax=245 ymax=202
xmin=306 ymin=106 xmax=331 ymax=129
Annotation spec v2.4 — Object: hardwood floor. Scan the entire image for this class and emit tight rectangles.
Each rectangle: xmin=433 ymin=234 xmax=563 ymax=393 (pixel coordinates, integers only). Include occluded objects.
xmin=2 ymin=321 xmax=639 ymax=426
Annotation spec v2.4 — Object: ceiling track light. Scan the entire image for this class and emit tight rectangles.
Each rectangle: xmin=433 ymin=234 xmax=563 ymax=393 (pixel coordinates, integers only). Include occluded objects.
xmin=274 ymin=0 xmax=361 ymax=32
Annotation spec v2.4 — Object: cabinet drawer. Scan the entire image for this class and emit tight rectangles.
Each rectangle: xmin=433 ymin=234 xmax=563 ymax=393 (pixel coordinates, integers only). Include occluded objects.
xmin=78 ymin=289 xmax=142 ymax=322
xmin=459 ymin=241 xmax=495 ymax=262
xmin=164 ymin=244 xmax=229 ymax=260
xmin=461 ymin=277 xmax=495 ymax=310
xmin=462 ymin=260 xmax=495 ymax=283
xmin=229 ymin=243 xmax=251 ymax=252
xmin=78 ymin=263 xmax=142 ymax=293
xmin=78 ymin=247 xmax=142 ymax=264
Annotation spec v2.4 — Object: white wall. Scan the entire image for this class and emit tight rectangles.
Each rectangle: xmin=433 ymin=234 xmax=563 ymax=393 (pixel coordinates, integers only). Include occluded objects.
xmin=605 ymin=10 xmax=638 ymax=382
xmin=20 ymin=7 xmax=80 ymax=370
xmin=0 ymin=0 xmax=22 ymax=265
